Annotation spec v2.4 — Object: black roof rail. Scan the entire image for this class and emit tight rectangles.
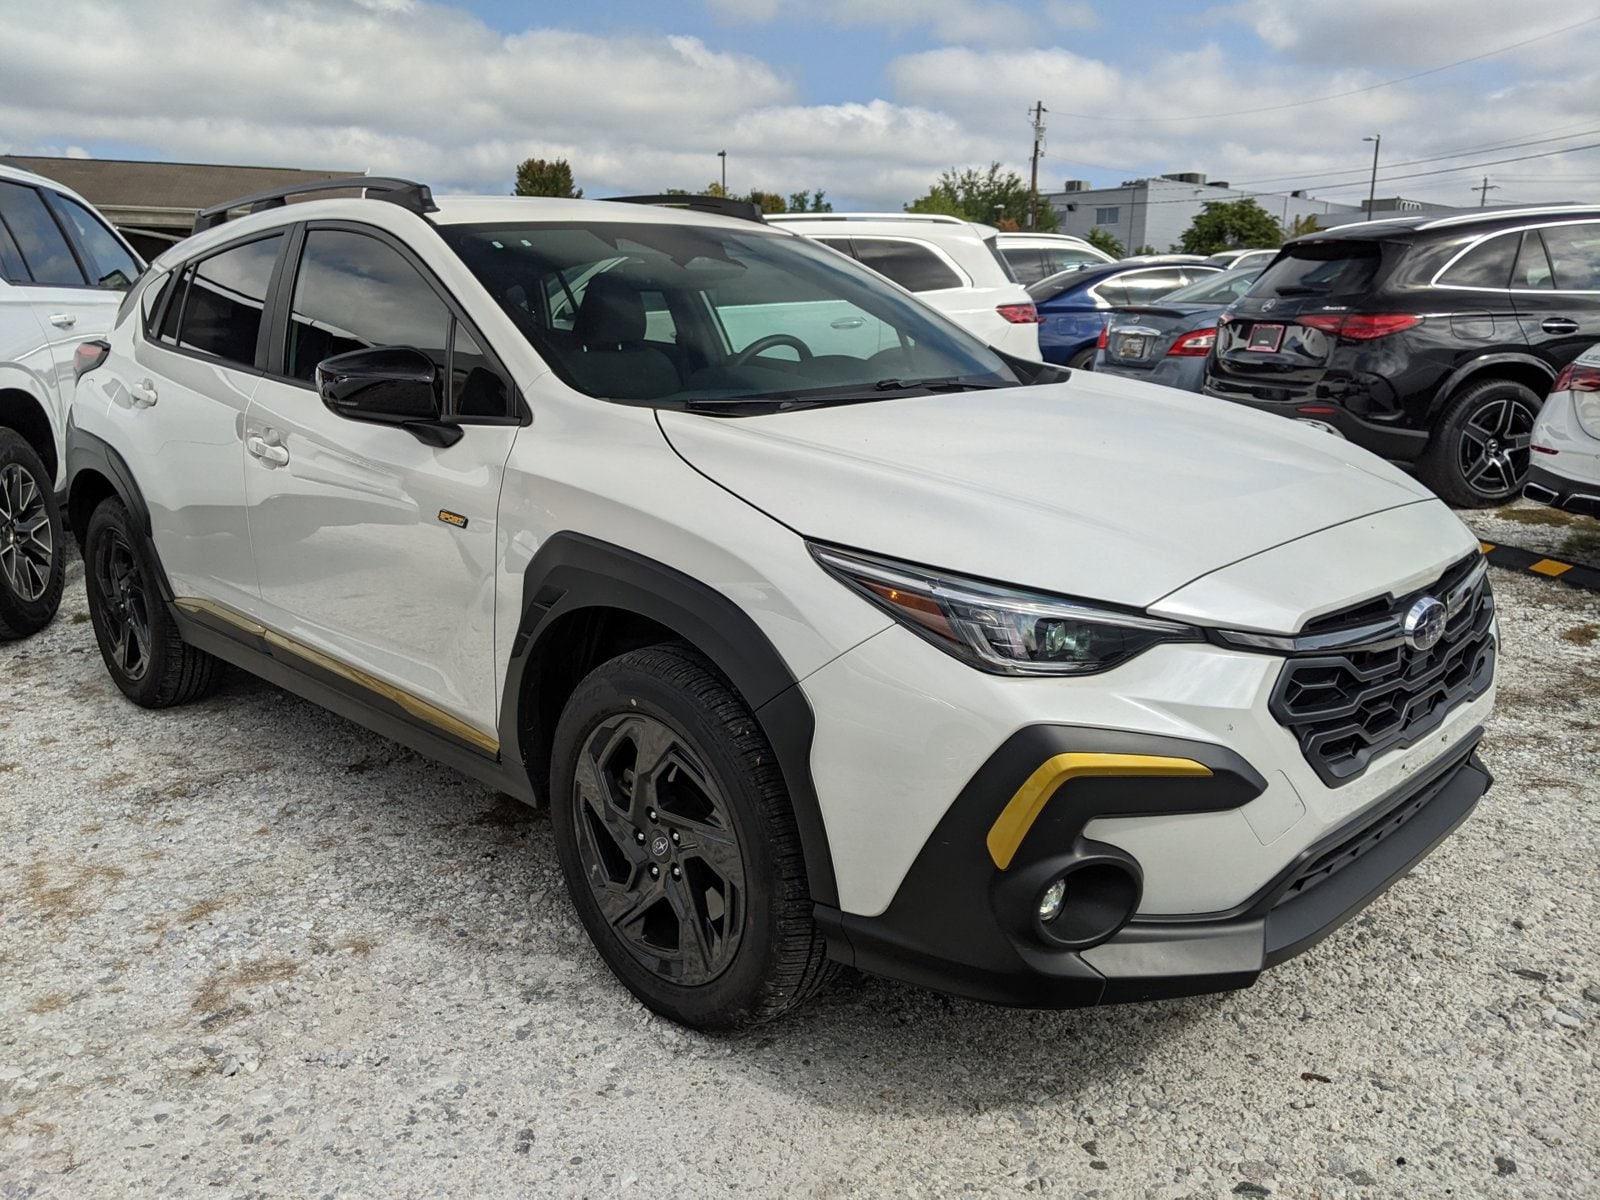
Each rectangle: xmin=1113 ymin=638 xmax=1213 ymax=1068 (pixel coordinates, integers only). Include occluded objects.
xmin=192 ymin=176 xmax=439 ymax=234
xmin=606 ymin=194 xmax=766 ymax=224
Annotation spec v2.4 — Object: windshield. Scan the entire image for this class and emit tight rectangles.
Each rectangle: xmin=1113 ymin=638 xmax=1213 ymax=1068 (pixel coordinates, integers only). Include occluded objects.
xmin=439 ymin=221 xmax=1018 ymax=410
xmin=1160 ymin=266 xmax=1263 ymax=305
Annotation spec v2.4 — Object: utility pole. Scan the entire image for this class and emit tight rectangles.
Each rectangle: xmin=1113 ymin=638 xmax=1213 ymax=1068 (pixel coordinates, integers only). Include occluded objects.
xmin=1474 ymin=176 xmax=1500 ymax=207
xmin=1028 ymin=101 xmax=1046 ymax=230
xmin=717 ymin=150 xmax=727 ymax=195
xmin=1362 ymin=134 xmax=1381 ymax=217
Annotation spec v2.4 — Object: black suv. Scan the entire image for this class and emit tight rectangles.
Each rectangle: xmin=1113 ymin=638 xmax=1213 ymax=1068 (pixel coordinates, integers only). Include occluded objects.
xmin=1202 ymin=207 xmax=1600 ymax=506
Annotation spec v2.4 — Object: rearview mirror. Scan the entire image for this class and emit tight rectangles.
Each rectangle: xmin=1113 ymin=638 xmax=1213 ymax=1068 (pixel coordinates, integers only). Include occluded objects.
xmin=316 ymin=346 xmax=440 ymax=422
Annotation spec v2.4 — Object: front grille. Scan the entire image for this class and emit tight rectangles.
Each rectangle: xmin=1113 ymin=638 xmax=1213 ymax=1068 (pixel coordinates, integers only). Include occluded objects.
xmin=1270 ymin=556 xmax=1495 ymax=786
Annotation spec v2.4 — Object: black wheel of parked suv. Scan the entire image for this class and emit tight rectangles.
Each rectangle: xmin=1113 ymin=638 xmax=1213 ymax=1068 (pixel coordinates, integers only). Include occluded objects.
xmin=0 ymin=429 xmax=65 ymax=641
xmin=83 ymin=498 xmax=222 ymax=707
xmin=550 ymin=643 xmax=833 ymax=1030
xmin=1419 ymin=378 xmax=1543 ymax=508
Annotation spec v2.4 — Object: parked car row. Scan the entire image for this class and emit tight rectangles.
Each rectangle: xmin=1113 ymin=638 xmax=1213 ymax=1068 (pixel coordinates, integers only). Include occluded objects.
xmin=3 ymin=172 xmax=1506 ymax=1033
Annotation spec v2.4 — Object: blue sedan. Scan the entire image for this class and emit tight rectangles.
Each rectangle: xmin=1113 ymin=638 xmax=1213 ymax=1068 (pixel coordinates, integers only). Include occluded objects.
xmin=1029 ymin=258 xmax=1222 ymax=368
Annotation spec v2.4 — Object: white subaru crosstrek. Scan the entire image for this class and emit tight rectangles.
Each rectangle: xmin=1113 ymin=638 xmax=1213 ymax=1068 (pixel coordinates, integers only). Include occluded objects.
xmin=0 ymin=161 xmax=143 ymax=638
xmin=69 ymin=180 xmax=1496 ymax=1029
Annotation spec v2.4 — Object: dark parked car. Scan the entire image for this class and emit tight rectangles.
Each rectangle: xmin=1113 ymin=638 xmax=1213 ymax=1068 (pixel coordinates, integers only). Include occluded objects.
xmin=1093 ymin=266 xmax=1263 ymax=392
xmin=1202 ymin=206 xmax=1600 ymax=506
xmin=1031 ymin=259 xmax=1221 ymax=368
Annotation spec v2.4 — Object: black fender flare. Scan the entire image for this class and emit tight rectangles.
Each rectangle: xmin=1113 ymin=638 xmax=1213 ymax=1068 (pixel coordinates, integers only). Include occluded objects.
xmin=65 ymin=423 xmax=168 ymax=588
xmin=498 ymin=531 xmax=839 ymax=908
xmin=1427 ymin=352 xmax=1555 ymax=419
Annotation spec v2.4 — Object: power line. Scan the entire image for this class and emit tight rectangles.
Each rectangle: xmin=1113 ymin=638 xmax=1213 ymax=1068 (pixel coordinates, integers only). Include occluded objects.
xmin=1226 ymin=127 xmax=1600 ymax=188
xmin=1047 ymin=16 xmax=1600 ymax=123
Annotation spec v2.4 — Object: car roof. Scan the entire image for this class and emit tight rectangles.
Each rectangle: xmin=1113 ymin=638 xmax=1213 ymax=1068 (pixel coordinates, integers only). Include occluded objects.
xmin=767 ymin=212 xmax=999 ymax=241
xmin=0 ymin=160 xmax=99 ymax=209
xmin=1027 ymin=258 xmax=1220 ymax=299
xmin=1292 ymin=204 xmax=1600 ymax=244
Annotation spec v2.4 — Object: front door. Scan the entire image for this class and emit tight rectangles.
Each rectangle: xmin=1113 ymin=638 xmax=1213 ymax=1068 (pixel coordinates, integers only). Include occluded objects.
xmin=1510 ymin=221 xmax=1600 ymax=371
xmin=244 ymin=225 xmax=519 ymax=741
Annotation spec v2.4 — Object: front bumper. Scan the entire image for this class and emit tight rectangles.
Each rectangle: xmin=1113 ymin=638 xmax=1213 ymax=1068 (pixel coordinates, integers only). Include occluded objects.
xmin=816 ymin=727 xmax=1490 ymax=1007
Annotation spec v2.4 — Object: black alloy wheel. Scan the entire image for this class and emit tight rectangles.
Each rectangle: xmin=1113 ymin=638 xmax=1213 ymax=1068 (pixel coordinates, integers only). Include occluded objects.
xmin=550 ymin=644 xmax=832 ymax=1029
xmin=571 ymin=711 xmax=747 ymax=986
xmin=83 ymin=498 xmax=221 ymax=707
xmin=1422 ymin=378 xmax=1544 ymax=507
xmin=0 ymin=430 xmax=65 ymax=640
xmin=90 ymin=522 xmax=153 ymax=683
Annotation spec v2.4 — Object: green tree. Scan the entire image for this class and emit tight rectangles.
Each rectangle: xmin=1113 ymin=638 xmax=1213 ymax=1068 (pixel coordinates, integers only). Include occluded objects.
xmin=787 ymin=189 xmax=832 ymax=213
xmin=1287 ymin=213 xmax=1321 ymax=238
xmin=513 ymin=157 xmax=582 ymax=198
xmin=905 ymin=163 xmax=1059 ymax=231
xmin=1085 ymin=227 xmax=1125 ymax=258
xmin=1178 ymin=199 xmax=1283 ymax=255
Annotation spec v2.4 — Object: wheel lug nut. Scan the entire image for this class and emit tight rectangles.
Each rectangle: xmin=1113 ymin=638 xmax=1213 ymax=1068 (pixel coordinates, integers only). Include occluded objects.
xmin=669 ymin=830 xmax=679 ymax=845
xmin=670 ymin=865 xmax=681 ymax=880
xmin=646 ymin=807 xmax=658 ymax=823
xmin=634 ymin=830 xmax=646 ymax=844
xmin=648 ymin=864 xmax=659 ymax=879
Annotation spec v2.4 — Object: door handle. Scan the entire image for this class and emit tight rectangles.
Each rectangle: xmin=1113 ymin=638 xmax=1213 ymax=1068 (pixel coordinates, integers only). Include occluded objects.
xmin=246 ymin=434 xmax=290 ymax=466
xmin=830 ymin=317 xmax=865 ymax=329
xmin=130 ymin=380 xmax=158 ymax=408
xmin=48 ymin=313 xmax=77 ymax=328
xmin=1540 ymin=317 xmax=1580 ymax=335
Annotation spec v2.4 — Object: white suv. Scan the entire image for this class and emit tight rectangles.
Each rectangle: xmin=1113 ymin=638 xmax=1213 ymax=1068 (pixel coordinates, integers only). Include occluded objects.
xmin=70 ymin=180 xmax=1496 ymax=1029
xmin=767 ymin=212 xmax=1042 ymax=358
xmin=995 ymin=231 xmax=1114 ymax=284
xmin=0 ymin=162 xmax=143 ymax=638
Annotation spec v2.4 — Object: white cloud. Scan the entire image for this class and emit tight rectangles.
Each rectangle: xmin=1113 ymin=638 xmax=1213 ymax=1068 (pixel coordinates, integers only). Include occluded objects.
xmin=704 ymin=0 xmax=1039 ymax=45
xmin=1046 ymin=2 xmax=1099 ymax=33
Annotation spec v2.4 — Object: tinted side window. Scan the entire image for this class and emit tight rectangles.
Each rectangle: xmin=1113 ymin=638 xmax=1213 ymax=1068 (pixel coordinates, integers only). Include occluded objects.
xmin=288 ymin=230 xmax=451 ymax=383
xmin=848 ymin=238 xmax=963 ymax=292
xmin=140 ymin=271 xmax=175 ymax=334
xmin=175 ymin=235 xmax=283 ymax=368
xmin=1512 ymin=232 xmax=1554 ymax=290
xmin=450 ymin=323 xmax=508 ymax=417
xmin=1250 ymin=241 xmax=1380 ymax=302
xmin=1538 ymin=223 xmax=1600 ymax=291
xmin=1042 ymin=248 xmax=1102 ymax=275
xmin=0 ymin=180 xmax=85 ymax=286
xmin=1438 ymin=232 xmax=1518 ymax=289
xmin=1003 ymin=248 xmax=1048 ymax=285
xmin=0 ymin=217 xmax=26 ymax=282
xmin=49 ymin=193 xmax=141 ymax=289
xmin=1119 ymin=269 xmax=1185 ymax=304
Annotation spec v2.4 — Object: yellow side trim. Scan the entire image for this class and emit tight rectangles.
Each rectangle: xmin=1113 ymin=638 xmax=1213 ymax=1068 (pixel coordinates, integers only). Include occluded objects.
xmin=986 ymin=753 xmax=1213 ymax=870
xmin=1479 ymin=541 xmax=1496 ymax=554
xmin=175 ymin=597 xmax=500 ymax=755
xmin=1529 ymin=558 xmax=1572 ymax=577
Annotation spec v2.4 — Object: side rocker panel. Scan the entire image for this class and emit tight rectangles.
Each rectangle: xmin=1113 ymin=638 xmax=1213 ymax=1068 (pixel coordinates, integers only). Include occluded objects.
xmin=500 ymin=531 xmax=840 ymax=910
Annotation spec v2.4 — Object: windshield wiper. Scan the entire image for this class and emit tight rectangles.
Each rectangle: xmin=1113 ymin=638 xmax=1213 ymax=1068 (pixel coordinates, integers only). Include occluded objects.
xmin=872 ymin=376 xmax=1006 ymax=392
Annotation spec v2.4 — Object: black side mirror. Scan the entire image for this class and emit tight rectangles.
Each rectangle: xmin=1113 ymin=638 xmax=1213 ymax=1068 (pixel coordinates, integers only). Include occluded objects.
xmin=316 ymin=347 xmax=462 ymax=446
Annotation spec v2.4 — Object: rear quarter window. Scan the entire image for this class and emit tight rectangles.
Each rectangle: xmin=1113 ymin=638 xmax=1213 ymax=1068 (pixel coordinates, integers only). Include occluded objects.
xmin=847 ymin=238 xmax=964 ymax=292
xmin=1437 ymin=232 xmax=1519 ymax=290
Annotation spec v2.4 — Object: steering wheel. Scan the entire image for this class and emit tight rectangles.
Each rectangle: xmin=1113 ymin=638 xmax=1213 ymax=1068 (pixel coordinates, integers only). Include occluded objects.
xmin=728 ymin=333 xmax=814 ymax=367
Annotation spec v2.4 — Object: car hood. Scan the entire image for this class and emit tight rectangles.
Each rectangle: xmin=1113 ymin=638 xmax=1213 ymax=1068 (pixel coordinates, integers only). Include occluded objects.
xmin=656 ymin=375 xmax=1434 ymax=616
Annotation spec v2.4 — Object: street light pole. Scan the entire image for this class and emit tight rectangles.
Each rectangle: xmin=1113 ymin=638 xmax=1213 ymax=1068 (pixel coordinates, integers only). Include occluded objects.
xmin=1362 ymin=134 xmax=1381 ymax=218
xmin=717 ymin=150 xmax=726 ymax=194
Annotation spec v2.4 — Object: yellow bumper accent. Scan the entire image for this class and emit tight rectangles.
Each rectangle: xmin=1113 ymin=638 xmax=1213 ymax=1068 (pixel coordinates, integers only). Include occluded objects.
xmin=986 ymin=753 xmax=1213 ymax=870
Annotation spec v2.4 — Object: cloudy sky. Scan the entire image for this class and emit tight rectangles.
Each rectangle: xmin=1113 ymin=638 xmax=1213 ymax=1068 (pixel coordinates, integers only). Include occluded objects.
xmin=2 ymin=0 xmax=1597 ymax=212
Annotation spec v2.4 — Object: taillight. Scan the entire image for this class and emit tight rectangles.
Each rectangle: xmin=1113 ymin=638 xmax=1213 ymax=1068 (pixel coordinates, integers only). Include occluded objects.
xmin=1552 ymin=362 xmax=1600 ymax=393
xmin=73 ymin=340 xmax=111 ymax=381
xmin=1167 ymin=328 xmax=1216 ymax=357
xmin=1095 ymin=324 xmax=1109 ymax=350
xmin=997 ymin=303 xmax=1042 ymax=325
xmin=1297 ymin=313 xmax=1420 ymax=340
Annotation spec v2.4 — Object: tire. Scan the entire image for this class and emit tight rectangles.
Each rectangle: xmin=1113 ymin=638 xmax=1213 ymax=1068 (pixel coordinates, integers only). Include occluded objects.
xmin=550 ymin=643 xmax=833 ymax=1029
xmin=83 ymin=497 xmax=221 ymax=707
xmin=0 ymin=428 xmax=65 ymax=641
xmin=1418 ymin=377 xmax=1543 ymax=508
xmin=1068 ymin=347 xmax=1096 ymax=370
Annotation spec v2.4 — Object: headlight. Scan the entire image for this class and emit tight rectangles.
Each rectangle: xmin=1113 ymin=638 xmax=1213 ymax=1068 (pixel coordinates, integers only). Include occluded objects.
xmin=810 ymin=544 xmax=1201 ymax=676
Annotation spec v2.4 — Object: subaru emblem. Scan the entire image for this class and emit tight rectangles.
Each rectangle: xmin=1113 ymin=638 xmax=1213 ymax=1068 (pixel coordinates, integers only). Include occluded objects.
xmin=1402 ymin=596 xmax=1447 ymax=652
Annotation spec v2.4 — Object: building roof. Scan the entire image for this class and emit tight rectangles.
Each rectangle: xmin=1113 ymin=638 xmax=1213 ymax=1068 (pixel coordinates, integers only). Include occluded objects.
xmin=0 ymin=156 xmax=364 ymax=225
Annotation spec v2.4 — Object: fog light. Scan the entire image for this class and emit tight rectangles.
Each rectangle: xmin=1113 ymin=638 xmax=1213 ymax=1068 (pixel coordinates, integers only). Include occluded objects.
xmin=1038 ymin=877 xmax=1067 ymax=922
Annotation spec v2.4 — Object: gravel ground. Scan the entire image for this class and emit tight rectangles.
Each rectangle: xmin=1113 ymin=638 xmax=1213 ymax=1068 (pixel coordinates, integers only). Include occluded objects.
xmin=2 ymin=543 xmax=1597 ymax=1199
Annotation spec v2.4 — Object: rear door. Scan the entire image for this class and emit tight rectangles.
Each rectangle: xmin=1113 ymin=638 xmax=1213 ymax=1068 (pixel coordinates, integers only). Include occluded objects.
xmin=243 ymin=223 xmax=520 ymax=739
xmin=1509 ymin=220 xmax=1600 ymax=371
